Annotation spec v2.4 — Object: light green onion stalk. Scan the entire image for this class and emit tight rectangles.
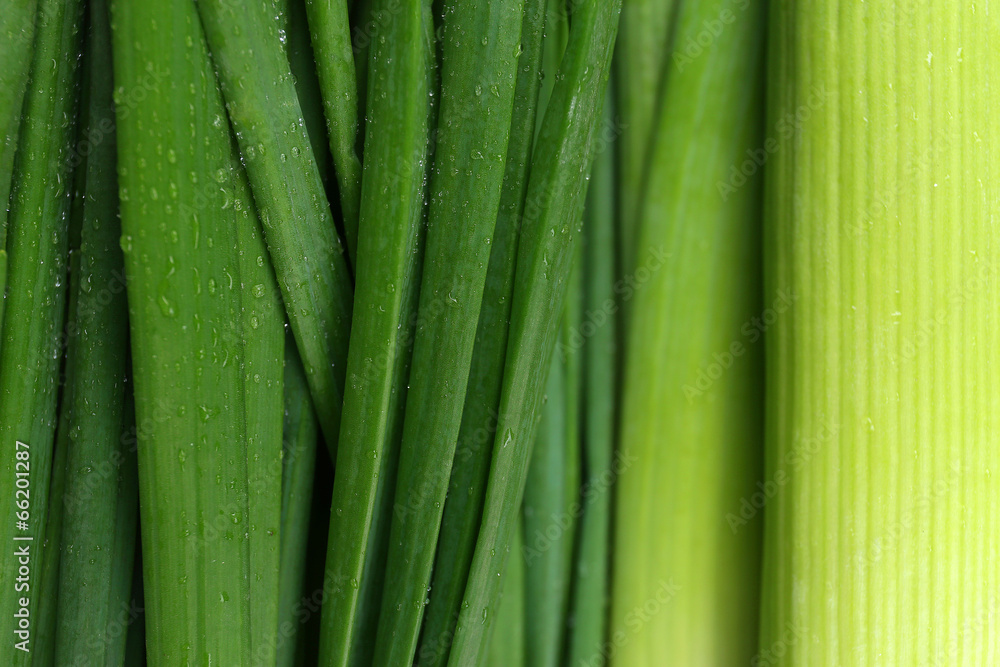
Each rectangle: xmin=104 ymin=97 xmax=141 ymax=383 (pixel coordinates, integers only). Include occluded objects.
xmin=761 ymin=2 xmax=1000 ymax=664
xmin=611 ymin=0 xmax=766 ymax=664
xmin=614 ymin=0 xmax=676 ymax=274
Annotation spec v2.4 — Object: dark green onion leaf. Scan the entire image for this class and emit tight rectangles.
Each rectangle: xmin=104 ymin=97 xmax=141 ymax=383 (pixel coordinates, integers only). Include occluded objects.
xmin=446 ymin=0 xmax=622 ymax=663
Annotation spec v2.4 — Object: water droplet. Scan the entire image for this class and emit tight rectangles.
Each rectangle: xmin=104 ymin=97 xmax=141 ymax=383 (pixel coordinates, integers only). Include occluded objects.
xmin=158 ymin=294 xmax=177 ymax=318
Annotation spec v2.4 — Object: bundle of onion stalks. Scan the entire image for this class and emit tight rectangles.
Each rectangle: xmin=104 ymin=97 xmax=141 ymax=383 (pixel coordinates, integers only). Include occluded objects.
xmin=0 ymin=0 xmax=621 ymax=664
xmin=4 ymin=0 xmax=1000 ymax=666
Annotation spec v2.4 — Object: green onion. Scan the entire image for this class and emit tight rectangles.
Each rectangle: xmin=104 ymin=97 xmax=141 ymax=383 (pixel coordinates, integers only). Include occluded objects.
xmin=303 ymin=0 xmax=363 ymax=262
xmin=111 ymin=0 xmax=277 ymax=659
xmin=610 ymin=1 xmax=766 ymax=663
xmin=348 ymin=0 xmax=372 ymax=148
xmin=0 ymin=0 xmax=39 ymax=344
xmin=52 ymin=1 xmax=139 ymax=663
xmin=416 ymin=0 xmax=547 ymax=661
xmin=522 ymin=247 xmax=584 ymax=667
xmin=0 ymin=0 xmax=83 ymax=661
xmin=197 ymin=0 xmax=355 ymax=454
xmin=234 ymin=137 xmax=286 ymax=667
xmin=523 ymin=349 xmax=574 ymax=667
xmin=371 ymin=0 xmax=527 ymax=662
xmin=446 ymin=0 xmax=622 ymax=662
xmin=277 ymin=0 xmax=330 ymax=185
xmin=317 ymin=0 xmax=434 ymax=662
xmin=34 ymin=58 xmax=89 ymax=667
xmin=35 ymin=419 xmax=68 ymax=667
xmin=566 ymin=89 xmax=616 ymax=667
xmin=614 ymin=0 xmax=676 ymax=273
xmin=277 ymin=336 xmax=319 ymax=667
xmin=35 ymin=196 xmax=87 ymax=663
xmin=485 ymin=515 xmax=526 ymax=667
xmin=285 ymin=0 xmax=333 ymax=185
xmin=534 ymin=0 xmax=567 ymax=135
xmin=0 ymin=0 xmax=37 ymax=228
xmin=761 ymin=2 xmax=1000 ymax=663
